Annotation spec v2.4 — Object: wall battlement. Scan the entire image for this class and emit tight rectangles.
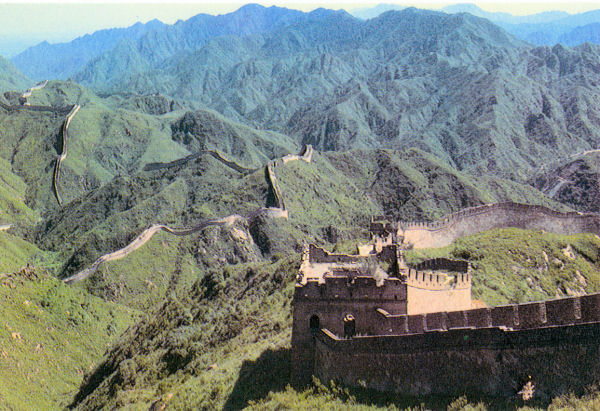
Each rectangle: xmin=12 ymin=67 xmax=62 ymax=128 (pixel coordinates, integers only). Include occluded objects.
xmin=307 ymin=243 xmax=398 ymax=265
xmin=297 ymin=276 xmax=405 ymax=301
xmin=354 ymin=293 xmax=600 ymax=337
xmin=404 ymin=268 xmax=471 ymax=291
xmin=411 ymin=257 xmax=470 ymax=273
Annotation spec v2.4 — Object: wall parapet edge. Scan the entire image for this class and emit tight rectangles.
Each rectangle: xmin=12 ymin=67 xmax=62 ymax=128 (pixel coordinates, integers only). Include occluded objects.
xmin=358 ymin=293 xmax=600 ymax=336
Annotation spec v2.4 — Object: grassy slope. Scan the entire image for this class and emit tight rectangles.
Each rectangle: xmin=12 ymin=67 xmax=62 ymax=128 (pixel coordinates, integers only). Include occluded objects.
xmin=82 ymin=223 xmax=263 ymax=311
xmin=0 ymin=267 xmax=138 ymax=410
xmin=0 ymin=231 xmax=53 ymax=275
xmin=36 ymin=154 xmax=268 ymax=279
xmin=70 ymin=229 xmax=600 ymax=410
xmin=0 ymin=158 xmax=36 ymax=226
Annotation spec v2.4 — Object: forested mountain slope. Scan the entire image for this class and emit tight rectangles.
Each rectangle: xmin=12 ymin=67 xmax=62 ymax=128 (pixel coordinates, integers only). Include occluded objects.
xmin=70 ymin=8 xmax=600 ymax=179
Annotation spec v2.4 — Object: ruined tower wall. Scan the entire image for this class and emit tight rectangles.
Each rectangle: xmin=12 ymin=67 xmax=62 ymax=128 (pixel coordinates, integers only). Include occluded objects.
xmin=405 ymin=268 xmax=472 ymax=314
xmin=401 ymin=203 xmax=600 ymax=249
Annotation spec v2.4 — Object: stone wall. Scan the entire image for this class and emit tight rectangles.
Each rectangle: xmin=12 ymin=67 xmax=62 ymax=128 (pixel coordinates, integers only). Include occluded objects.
xmin=314 ymin=323 xmax=600 ymax=400
xmin=405 ymin=269 xmax=472 ymax=315
xmin=0 ymin=101 xmax=72 ymax=114
xmin=400 ymin=202 xmax=600 ymax=248
xmin=308 ymin=294 xmax=600 ymax=399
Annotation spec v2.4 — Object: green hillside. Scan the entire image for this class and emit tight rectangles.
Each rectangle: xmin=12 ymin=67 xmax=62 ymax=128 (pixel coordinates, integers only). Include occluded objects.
xmin=1 ymin=6 xmax=600 ymax=409
xmin=0 ymin=266 xmax=138 ymax=410
xmin=68 ymin=229 xmax=600 ymax=410
xmin=0 ymin=55 xmax=30 ymax=92
xmin=69 ymin=7 xmax=600 ymax=181
xmin=534 ymin=151 xmax=600 ymax=213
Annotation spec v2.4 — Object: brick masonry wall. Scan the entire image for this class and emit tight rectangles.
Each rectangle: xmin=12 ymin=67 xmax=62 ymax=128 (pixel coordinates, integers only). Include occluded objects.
xmin=314 ymin=323 xmax=600 ymax=400
xmin=293 ymin=293 xmax=600 ymax=393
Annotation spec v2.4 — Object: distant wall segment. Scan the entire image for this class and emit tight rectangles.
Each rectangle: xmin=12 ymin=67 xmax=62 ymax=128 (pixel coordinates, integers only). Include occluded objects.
xmin=400 ymin=202 xmax=600 ymax=248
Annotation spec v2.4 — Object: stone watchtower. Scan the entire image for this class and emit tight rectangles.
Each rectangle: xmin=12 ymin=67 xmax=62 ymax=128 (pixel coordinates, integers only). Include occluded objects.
xmin=291 ymin=243 xmax=471 ymax=385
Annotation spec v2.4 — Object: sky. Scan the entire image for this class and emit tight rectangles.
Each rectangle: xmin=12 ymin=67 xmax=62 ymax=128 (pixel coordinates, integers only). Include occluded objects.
xmin=0 ymin=1 xmax=599 ymax=57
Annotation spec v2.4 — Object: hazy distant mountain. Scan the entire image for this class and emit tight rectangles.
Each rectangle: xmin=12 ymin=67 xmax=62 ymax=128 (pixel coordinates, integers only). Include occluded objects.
xmin=0 ymin=55 xmax=30 ymax=92
xmin=441 ymin=4 xmax=569 ymax=25
xmin=476 ymin=8 xmax=600 ymax=45
xmin=558 ymin=23 xmax=600 ymax=46
xmin=352 ymin=3 xmax=600 ymax=46
xmin=351 ymin=3 xmax=405 ymax=20
xmin=12 ymin=20 xmax=165 ymax=81
xmin=73 ymin=4 xmax=310 ymax=90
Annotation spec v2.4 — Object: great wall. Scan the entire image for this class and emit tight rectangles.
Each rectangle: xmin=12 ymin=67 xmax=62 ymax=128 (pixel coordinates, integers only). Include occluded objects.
xmin=53 ymin=104 xmax=80 ymax=206
xmin=393 ymin=202 xmax=600 ymax=248
xmin=0 ymin=83 xmax=317 ymax=283
xmin=62 ymin=144 xmax=314 ymax=284
xmin=144 ymin=149 xmax=258 ymax=174
xmin=0 ymin=81 xmax=78 ymax=207
xmin=292 ymin=208 xmax=600 ymax=400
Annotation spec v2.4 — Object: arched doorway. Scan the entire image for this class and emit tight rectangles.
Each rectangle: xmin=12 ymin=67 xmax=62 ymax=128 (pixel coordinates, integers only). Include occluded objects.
xmin=344 ymin=314 xmax=355 ymax=338
xmin=309 ymin=315 xmax=320 ymax=332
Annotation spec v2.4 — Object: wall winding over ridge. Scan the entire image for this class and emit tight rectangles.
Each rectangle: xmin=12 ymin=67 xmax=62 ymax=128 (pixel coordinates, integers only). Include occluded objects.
xmin=52 ymin=104 xmax=80 ymax=206
xmin=144 ymin=150 xmax=257 ymax=174
xmin=64 ymin=145 xmax=314 ymax=284
xmin=401 ymin=202 xmax=600 ymax=248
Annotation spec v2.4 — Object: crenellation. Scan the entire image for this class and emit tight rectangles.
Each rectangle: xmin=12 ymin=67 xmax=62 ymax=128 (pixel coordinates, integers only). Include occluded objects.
xmin=424 ymin=312 xmax=447 ymax=331
xmin=466 ymin=308 xmax=491 ymax=328
xmin=491 ymin=304 xmax=518 ymax=329
xmin=518 ymin=302 xmax=547 ymax=329
xmin=545 ymin=298 xmax=579 ymax=325
xmin=446 ymin=310 xmax=469 ymax=329
xmin=579 ymin=293 xmax=600 ymax=323
xmin=407 ymin=314 xmax=425 ymax=334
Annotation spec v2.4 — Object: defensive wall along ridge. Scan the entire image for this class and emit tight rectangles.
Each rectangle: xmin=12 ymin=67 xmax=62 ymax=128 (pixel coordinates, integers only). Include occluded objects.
xmin=144 ymin=150 xmax=258 ymax=174
xmin=1 ymin=82 xmax=78 ymax=207
xmin=52 ymin=104 xmax=80 ymax=206
xmin=399 ymin=202 xmax=600 ymax=249
xmin=63 ymin=145 xmax=314 ymax=284
xmin=20 ymin=80 xmax=48 ymax=105
xmin=311 ymin=292 xmax=600 ymax=399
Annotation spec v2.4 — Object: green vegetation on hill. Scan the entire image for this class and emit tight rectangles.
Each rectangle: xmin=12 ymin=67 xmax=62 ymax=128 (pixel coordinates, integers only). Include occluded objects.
xmin=69 ymin=229 xmax=600 ymax=409
xmin=0 ymin=232 xmax=48 ymax=274
xmin=0 ymin=267 xmax=138 ymax=410
xmin=0 ymin=158 xmax=36 ymax=227
xmin=36 ymin=153 xmax=269 ymax=278
xmin=406 ymin=228 xmax=600 ymax=306
xmin=0 ymin=55 xmax=30 ymax=93
xmin=70 ymin=254 xmax=298 ymax=410
xmin=82 ymin=224 xmax=263 ymax=311
xmin=277 ymin=148 xmax=568 ymax=233
xmin=534 ymin=151 xmax=600 ymax=213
